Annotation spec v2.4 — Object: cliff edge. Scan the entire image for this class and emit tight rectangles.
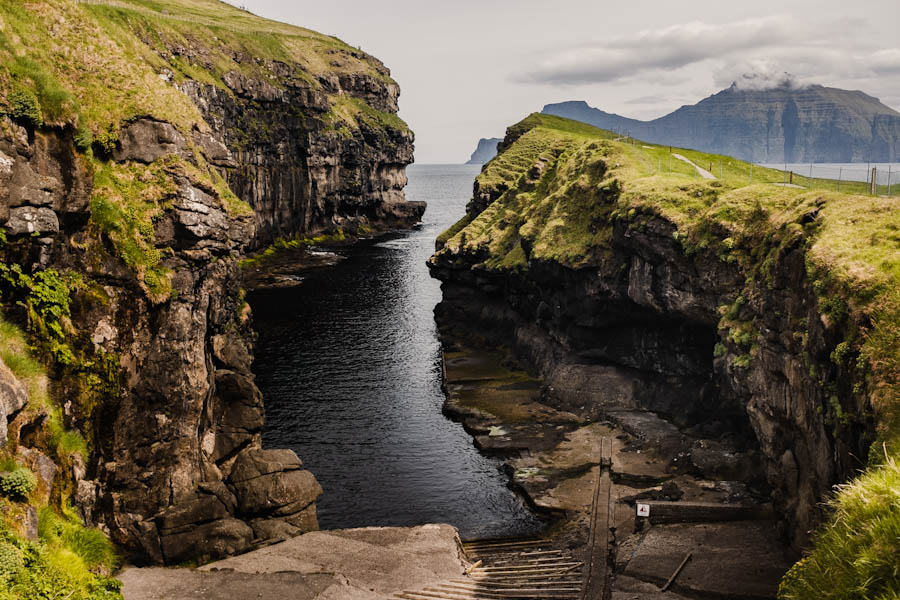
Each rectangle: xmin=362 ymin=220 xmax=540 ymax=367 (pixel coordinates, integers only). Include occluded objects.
xmin=0 ymin=0 xmax=422 ymax=570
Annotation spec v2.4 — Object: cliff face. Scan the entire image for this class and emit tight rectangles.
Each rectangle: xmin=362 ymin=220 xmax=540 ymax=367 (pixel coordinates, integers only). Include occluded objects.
xmin=544 ymin=84 xmax=900 ymax=163
xmin=183 ymin=69 xmax=418 ymax=247
xmin=430 ymin=114 xmax=897 ymax=548
xmin=465 ymin=138 xmax=501 ymax=165
xmin=0 ymin=0 xmax=421 ymax=565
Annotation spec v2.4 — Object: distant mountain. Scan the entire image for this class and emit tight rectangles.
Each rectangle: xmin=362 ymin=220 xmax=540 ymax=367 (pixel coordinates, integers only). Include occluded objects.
xmin=466 ymin=137 xmax=502 ymax=164
xmin=542 ymin=84 xmax=900 ymax=163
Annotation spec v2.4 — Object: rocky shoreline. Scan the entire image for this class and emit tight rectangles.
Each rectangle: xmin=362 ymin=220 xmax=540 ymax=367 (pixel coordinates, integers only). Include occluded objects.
xmin=438 ymin=336 xmax=796 ymax=598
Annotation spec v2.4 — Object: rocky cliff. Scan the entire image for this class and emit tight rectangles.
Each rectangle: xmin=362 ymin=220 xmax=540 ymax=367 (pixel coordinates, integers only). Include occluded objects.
xmin=465 ymin=138 xmax=501 ymax=165
xmin=543 ymin=83 xmax=900 ymax=163
xmin=429 ymin=114 xmax=898 ymax=549
xmin=0 ymin=0 xmax=422 ymax=566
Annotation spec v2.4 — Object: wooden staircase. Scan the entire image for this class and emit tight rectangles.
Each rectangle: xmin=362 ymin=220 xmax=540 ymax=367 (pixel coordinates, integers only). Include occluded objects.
xmin=392 ymin=536 xmax=584 ymax=600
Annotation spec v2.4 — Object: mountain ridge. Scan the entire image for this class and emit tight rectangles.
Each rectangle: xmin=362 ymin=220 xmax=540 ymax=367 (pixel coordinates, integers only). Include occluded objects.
xmin=543 ymin=84 xmax=900 ymax=163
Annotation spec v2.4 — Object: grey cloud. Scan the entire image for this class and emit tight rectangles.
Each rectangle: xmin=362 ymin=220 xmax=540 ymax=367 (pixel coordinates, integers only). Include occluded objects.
xmin=624 ymin=95 xmax=668 ymax=105
xmin=514 ymin=17 xmax=798 ymax=85
xmin=513 ymin=16 xmax=894 ymax=89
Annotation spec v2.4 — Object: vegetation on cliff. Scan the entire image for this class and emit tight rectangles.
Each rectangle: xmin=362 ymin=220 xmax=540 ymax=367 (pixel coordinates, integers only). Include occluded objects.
xmin=1 ymin=317 xmax=121 ymax=599
xmin=434 ymin=113 xmax=900 ymax=599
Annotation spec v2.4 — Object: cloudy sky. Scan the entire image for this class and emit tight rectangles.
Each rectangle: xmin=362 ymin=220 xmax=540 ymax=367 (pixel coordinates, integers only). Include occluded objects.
xmin=239 ymin=0 xmax=899 ymax=163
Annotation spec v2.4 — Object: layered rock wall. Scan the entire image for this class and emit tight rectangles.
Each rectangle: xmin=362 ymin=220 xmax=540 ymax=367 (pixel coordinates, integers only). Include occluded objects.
xmin=182 ymin=66 xmax=419 ymax=247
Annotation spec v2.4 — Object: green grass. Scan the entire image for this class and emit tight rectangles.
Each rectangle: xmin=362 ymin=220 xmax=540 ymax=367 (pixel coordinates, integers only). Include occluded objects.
xmin=238 ymin=230 xmax=348 ymax=267
xmin=475 ymin=113 xmax=614 ymax=198
xmin=778 ymin=454 xmax=900 ymax=600
xmin=0 ymin=506 xmax=121 ymax=600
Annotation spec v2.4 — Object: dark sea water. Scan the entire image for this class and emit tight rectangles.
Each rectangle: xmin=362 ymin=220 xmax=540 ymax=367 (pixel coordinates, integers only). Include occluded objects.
xmin=250 ymin=164 xmax=547 ymax=539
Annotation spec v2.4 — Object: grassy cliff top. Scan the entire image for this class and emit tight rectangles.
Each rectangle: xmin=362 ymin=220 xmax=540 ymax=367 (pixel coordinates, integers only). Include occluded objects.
xmin=0 ymin=0 xmax=403 ymax=141
xmin=434 ymin=113 xmax=898 ymax=439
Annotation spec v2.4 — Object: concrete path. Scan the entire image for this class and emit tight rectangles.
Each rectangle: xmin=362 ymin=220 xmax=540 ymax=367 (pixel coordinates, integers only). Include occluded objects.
xmin=672 ymin=153 xmax=715 ymax=179
xmin=119 ymin=525 xmax=467 ymax=600
xmin=773 ymin=182 xmax=804 ymax=188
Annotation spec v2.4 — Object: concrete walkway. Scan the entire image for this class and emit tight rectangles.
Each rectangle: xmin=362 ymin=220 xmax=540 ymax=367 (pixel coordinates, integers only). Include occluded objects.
xmin=119 ymin=525 xmax=467 ymax=600
xmin=672 ymin=153 xmax=716 ymax=179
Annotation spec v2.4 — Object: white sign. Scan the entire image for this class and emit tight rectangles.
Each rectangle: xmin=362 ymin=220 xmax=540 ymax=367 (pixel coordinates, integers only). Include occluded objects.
xmin=636 ymin=503 xmax=651 ymax=518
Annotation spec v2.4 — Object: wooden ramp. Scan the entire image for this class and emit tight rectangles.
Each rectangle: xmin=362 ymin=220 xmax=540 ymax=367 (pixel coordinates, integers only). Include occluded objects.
xmin=393 ymin=536 xmax=583 ymax=600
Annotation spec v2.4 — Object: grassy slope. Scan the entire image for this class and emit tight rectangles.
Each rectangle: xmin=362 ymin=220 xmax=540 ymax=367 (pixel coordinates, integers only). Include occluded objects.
xmin=0 ymin=0 xmax=401 ymax=137
xmin=435 ymin=113 xmax=900 ymax=600
xmin=1 ymin=315 xmax=121 ymax=599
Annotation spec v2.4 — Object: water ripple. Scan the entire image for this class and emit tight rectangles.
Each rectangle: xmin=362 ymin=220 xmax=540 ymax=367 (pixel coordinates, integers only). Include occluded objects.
xmin=252 ymin=165 xmax=547 ymax=538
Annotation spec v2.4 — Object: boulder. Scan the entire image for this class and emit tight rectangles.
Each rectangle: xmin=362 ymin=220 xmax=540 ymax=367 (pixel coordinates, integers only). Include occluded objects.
xmin=691 ymin=439 xmax=759 ymax=481
xmin=5 ymin=206 xmax=59 ymax=236
xmin=173 ymin=185 xmax=231 ymax=245
xmin=113 ymin=118 xmax=186 ymax=163
xmin=229 ymin=449 xmax=303 ymax=483
xmin=231 ymin=468 xmax=322 ymax=516
xmin=159 ymin=518 xmax=253 ymax=565
xmin=248 ymin=518 xmax=303 ymax=543
xmin=210 ymin=370 xmax=264 ymax=462
xmin=155 ymin=494 xmax=230 ymax=535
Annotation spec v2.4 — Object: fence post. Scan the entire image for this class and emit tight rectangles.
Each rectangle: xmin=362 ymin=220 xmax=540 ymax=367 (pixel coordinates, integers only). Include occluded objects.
xmin=889 ymin=167 xmax=892 ymax=196
xmin=871 ymin=167 xmax=877 ymax=195
xmin=837 ymin=167 xmax=842 ymax=192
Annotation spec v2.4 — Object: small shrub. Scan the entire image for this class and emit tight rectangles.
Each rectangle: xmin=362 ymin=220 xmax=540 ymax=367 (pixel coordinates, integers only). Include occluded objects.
xmin=0 ymin=468 xmax=37 ymax=500
xmin=0 ymin=541 xmax=24 ymax=581
xmin=7 ymin=88 xmax=42 ymax=127
xmin=733 ymin=354 xmax=751 ymax=368
xmin=830 ymin=341 xmax=850 ymax=365
xmin=713 ymin=342 xmax=727 ymax=358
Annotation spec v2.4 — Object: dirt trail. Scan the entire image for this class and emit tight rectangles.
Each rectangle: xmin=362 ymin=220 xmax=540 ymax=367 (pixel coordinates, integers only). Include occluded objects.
xmin=672 ymin=153 xmax=716 ymax=179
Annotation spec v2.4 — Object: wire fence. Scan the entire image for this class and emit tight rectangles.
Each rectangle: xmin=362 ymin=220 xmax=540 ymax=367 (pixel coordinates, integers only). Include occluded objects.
xmin=761 ymin=163 xmax=900 ymax=197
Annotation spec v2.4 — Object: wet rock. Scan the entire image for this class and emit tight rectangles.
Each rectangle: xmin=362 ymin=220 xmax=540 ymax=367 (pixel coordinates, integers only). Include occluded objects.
xmin=0 ymin=357 xmax=28 ymax=447
xmin=690 ymin=439 xmax=762 ymax=482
